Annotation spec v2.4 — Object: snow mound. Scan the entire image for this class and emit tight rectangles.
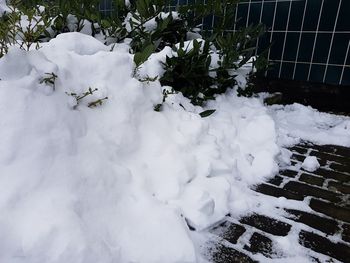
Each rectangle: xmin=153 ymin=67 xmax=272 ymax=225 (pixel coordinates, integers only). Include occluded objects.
xmin=302 ymin=156 xmax=320 ymax=172
xmin=45 ymin=32 xmax=109 ymax=55
xmin=0 ymin=33 xmax=279 ymax=263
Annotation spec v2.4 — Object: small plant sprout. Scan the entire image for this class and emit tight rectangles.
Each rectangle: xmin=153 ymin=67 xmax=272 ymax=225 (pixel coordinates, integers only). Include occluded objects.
xmin=67 ymin=87 xmax=98 ymax=103
xmin=39 ymin=72 xmax=58 ymax=90
xmin=154 ymin=88 xmax=176 ymax=112
xmin=138 ymin=75 xmax=158 ymax=83
xmin=87 ymin=97 xmax=109 ymax=108
xmin=199 ymin=109 xmax=216 ymax=118
xmin=66 ymin=87 xmax=108 ymax=109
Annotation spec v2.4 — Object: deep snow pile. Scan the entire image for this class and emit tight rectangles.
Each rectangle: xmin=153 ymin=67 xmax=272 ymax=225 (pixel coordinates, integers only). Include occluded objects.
xmin=0 ymin=33 xmax=279 ymax=263
xmin=1 ymin=32 xmax=350 ymax=263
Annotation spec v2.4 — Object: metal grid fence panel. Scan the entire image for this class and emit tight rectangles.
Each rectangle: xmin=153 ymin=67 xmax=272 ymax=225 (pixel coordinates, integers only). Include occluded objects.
xmin=99 ymin=0 xmax=350 ymax=86
xmin=99 ymin=0 xmax=115 ymax=17
xmin=254 ymin=0 xmax=350 ymax=86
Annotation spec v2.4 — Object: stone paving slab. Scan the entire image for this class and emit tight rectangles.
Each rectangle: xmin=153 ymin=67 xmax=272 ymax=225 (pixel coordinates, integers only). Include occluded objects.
xmin=284 ymin=208 xmax=340 ymax=235
xmin=243 ymin=232 xmax=274 ymax=258
xmin=208 ymin=243 xmax=258 ymax=263
xmin=284 ymin=180 xmax=343 ymax=202
xmin=299 ymin=173 xmax=325 ymax=186
xmin=209 ymin=221 xmax=246 ymax=245
xmin=239 ymin=214 xmax=291 ymax=237
xmin=255 ymin=183 xmax=305 ymax=200
xmin=299 ymin=230 xmax=350 ymax=262
xmin=328 ymin=181 xmax=350 ymax=194
xmin=342 ymin=224 xmax=350 ymax=243
xmin=205 ymin=143 xmax=350 ymax=262
xmin=309 ymin=198 xmax=350 ymax=223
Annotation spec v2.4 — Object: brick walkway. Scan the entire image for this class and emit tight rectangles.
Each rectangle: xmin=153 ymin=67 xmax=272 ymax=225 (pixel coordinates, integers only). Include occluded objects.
xmin=204 ymin=144 xmax=350 ymax=262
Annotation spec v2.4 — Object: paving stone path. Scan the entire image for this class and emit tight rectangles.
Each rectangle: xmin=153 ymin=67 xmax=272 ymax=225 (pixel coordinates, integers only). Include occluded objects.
xmin=204 ymin=144 xmax=350 ymax=263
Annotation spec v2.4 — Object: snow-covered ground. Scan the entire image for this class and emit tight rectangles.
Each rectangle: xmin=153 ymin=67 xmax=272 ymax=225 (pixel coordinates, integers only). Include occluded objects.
xmin=269 ymin=103 xmax=350 ymax=147
xmin=0 ymin=32 xmax=349 ymax=263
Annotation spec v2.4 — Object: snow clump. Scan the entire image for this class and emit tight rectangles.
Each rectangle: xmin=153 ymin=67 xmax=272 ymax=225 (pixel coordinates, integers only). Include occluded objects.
xmin=0 ymin=0 xmax=9 ymax=15
xmin=302 ymin=156 xmax=320 ymax=172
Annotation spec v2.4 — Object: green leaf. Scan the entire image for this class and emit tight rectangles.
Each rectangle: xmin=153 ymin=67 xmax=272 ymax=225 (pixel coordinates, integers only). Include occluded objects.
xmin=134 ymin=43 xmax=155 ymax=67
xmin=199 ymin=109 xmax=216 ymax=118
xmin=154 ymin=103 xmax=162 ymax=112
xmin=177 ymin=48 xmax=186 ymax=57
xmin=193 ymin=39 xmax=200 ymax=50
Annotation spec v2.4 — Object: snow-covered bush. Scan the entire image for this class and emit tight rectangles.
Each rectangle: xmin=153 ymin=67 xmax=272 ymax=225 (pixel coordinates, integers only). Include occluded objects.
xmin=2 ymin=0 xmax=267 ymax=106
xmin=159 ymin=30 xmax=265 ymax=106
xmin=122 ymin=0 xmax=267 ymax=105
xmin=160 ymin=40 xmax=214 ymax=106
xmin=19 ymin=0 xmax=102 ymax=36
xmin=0 ymin=0 xmax=53 ymax=56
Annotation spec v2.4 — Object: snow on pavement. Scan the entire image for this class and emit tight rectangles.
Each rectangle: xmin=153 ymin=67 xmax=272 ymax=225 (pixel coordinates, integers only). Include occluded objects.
xmin=269 ymin=103 xmax=350 ymax=147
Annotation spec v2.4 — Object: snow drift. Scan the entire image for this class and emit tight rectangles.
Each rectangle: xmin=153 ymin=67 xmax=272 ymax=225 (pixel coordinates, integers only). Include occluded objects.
xmin=0 ymin=33 xmax=280 ymax=262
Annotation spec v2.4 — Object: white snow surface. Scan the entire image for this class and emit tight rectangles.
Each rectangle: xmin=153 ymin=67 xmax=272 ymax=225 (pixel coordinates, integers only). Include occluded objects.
xmin=302 ymin=156 xmax=320 ymax=172
xmin=0 ymin=0 xmax=9 ymax=15
xmin=269 ymin=103 xmax=350 ymax=147
xmin=0 ymin=32 xmax=349 ymax=263
xmin=0 ymin=33 xmax=279 ymax=263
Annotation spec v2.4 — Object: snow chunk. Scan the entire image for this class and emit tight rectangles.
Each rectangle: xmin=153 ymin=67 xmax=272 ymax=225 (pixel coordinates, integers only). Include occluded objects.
xmin=43 ymin=32 xmax=108 ymax=55
xmin=115 ymin=193 xmax=196 ymax=263
xmin=278 ymin=148 xmax=293 ymax=166
xmin=302 ymin=156 xmax=320 ymax=172
xmin=175 ymin=176 xmax=231 ymax=230
xmin=0 ymin=0 xmax=9 ymax=16
xmin=143 ymin=12 xmax=180 ymax=32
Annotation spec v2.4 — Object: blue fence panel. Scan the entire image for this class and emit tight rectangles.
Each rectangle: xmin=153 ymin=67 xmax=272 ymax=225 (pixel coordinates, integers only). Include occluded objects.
xmin=258 ymin=0 xmax=350 ymax=86
xmin=99 ymin=0 xmax=350 ymax=86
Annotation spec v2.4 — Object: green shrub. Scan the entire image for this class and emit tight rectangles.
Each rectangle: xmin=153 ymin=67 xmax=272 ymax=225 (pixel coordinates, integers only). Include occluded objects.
xmin=123 ymin=0 xmax=267 ymax=106
xmin=16 ymin=0 xmax=105 ymax=36
xmin=160 ymin=40 xmax=214 ymax=106
xmin=0 ymin=0 xmax=53 ymax=57
xmin=1 ymin=0 xmax=269 ymax=109
xmin=159 ymin=23 xmax=265 ymax=105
